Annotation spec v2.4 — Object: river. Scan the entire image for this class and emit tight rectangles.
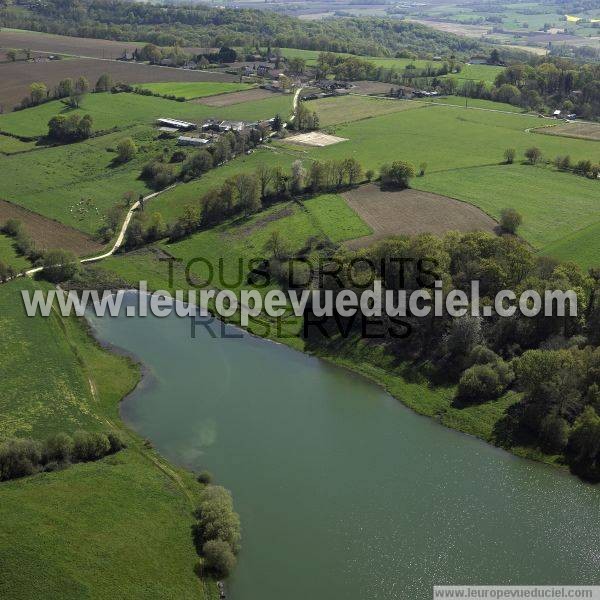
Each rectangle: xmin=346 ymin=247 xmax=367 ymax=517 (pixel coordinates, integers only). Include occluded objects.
xmin=88 ymin=292 xmax=600 ymax=600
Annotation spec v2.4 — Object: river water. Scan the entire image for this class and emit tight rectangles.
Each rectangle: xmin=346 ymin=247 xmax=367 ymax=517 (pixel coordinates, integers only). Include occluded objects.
xmin=88 ymin=293 xmax=600 ymax=600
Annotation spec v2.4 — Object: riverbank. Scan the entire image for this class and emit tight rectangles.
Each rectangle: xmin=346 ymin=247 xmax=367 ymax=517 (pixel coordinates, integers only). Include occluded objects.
xmin=0 ymin=278 xmax=220 ymax=599
xmin=83 ymin=256 xmax=568 ymax=474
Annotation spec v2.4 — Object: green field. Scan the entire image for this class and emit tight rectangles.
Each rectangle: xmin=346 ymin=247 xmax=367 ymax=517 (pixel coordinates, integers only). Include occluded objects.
xmin=542 ymin=220 xmax=600 ymax=270
xmin=0 ymin=125 xmax=164 ymax=234
xmin=310 ymin=95 xmax=422 ymax=126
xmin=279 ymin=47 xmax=503 ymax=83
xmin=290 ymin=106 xmax=600 ymax=252
xmin=0 ymin=234 xmax=30 ymax=272
xmin=0 ymin=279 xmax=216 ymax=599
xmin=0 ymin=91 xmax=294 ymax=138
xmin=304 ymin=194 xmax=371 ymax=242
xmin=161 ymin=193 xmax=370 ymax=292
xmin=138 ymin=82 xmax=254 ymax=99
xmin=0 ymin=134 xmax=37 ymax=154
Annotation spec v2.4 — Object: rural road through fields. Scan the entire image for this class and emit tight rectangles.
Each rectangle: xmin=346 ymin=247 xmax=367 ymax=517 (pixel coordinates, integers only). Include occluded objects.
xmin=25 ymin=186 xmax=175 ymax=277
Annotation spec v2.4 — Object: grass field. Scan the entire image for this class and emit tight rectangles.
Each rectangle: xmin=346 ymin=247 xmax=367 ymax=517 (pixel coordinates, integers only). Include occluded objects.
xmin=138 ymin=82 xmax=254 ymax=99
xmin=0 ymin=134 xmax=37 ymax=154
xmin=0 ymin=91 xmax=294 ymax=139
xmin=304 ymin=194 xmax=372 ymax=242
xmin=292 ymin=106 xmax=600 ymax=252
xmin=0 ymin=233 xmax=30 ymax=271
xmin=309 ymin=95 xmax=422 ymax=127
xmin=0 ymin=278 xmax=216 ymax=599
xmin=0 ymin=125 xmax=164 ymax=234
xmin=542 ymin=220 xmax=600 ymax=270
xmin=279 ymin=48 xmax=503 ymax=83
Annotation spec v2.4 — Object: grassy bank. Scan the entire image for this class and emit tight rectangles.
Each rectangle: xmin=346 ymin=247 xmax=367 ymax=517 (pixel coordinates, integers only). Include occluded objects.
xmin=0 ymin=278 xmax=218 ymax=599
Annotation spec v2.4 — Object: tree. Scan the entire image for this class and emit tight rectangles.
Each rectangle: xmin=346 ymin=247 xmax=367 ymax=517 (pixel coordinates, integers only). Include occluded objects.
xmin=500 ymin=208 xmax=523 ymax=234
xmin=263 ymin=230 xmax=288 ymax=259
xmin=6 ymin=49 xmax=17 ymax=62
xmin=202 ymin=540 xmax=237 ymax=578
xmin=43 ymin=433 xmax=74 ymax=463
xmin=290 ymin=160 xmax=306 ymax=193
xmin=95 ymin=73 xmax=113 ymax=92
xmin=255 ymin=164 xmax=273 ymax=199
xmin=271 ymin=114 xmax=283 ymax=132
xmin=29 ymin=82 xmax=47 ymax=106
xmin=525 ymin=147 xmax=542 ymax=165
xmin=343 ymin=157 xmax=362 ymax=186
xmin=566 ymin=407 xmax=600 ymax=481
xmin=418 ymin=162 xmax=427 ymax=177
xmin=181 ymin=150 xmax=213 ymax=180
xmin=380 ymin=161 xmax=415 ymax=189
xmin=140 ymin=43 xmax=162 ymax=64
xmin=235 ymin=173 xmax=261 ymax=216
xmin=504 ymin=148 xmax=516 ymax=164
xmin=41 ymin=249 xmax=80 ymax=283
xmin=365 ymin=169 xmax=375 ymax=182
xmin=116 ymin=137 xmax=137 ymax=163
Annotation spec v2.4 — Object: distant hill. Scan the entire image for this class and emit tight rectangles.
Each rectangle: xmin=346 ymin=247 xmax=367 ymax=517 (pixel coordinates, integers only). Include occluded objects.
xmin=0 ymin=0 xmax=491 ymax=58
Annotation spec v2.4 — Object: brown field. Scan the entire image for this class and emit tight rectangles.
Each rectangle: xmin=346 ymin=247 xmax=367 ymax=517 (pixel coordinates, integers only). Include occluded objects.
xmin=533 ymin=121 xmax=600 ymax=142
xmin=0 ymin=58 xmax=236 ymax=109
xmin=351 ymin=81 xmax=395 ymax=95
xmin=342 ymin=184 xmax=498 ymax=249
xmin=194 ymin=87 xmax=276 ymax=107
xmin=0 ymin=29 xmax=215 ymax=58
xmin=0 ymin=29 xmax=144 ymax=59
xmin=0 ymin=199 xmax=103 ymax=256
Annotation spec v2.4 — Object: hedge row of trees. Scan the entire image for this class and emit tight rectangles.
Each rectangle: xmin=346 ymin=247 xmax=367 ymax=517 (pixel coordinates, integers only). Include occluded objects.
xmin=0 ymin=430 xmax=126 ymax=482
xmin=16 ymin=73 xmax=112 ymax=112
xmin=192 ymin=485 xmax=241 ymax=578
xmin=303 ymin=229 xmax=600 ymax=480
xmin=504 ymin=146 xmax=600 ymax=179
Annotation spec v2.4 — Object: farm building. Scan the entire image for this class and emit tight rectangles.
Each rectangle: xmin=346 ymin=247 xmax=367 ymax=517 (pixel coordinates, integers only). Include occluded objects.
xmin=219 ymin=120 xmax=246 ymax=132
xmin=177 ymin=136 xmax=210 ymax=146
xmin=156 ymin=118 xmax=197 ymax=131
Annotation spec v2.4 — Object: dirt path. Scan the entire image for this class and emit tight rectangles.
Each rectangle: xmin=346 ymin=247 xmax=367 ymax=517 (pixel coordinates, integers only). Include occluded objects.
xmin=25 ymin=185 xmax=175 ymax=277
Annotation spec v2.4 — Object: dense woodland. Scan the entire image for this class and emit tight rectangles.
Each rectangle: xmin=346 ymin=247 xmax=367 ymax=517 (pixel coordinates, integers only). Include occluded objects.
xmin=304 ymin=230 xmax=600 ymax=481
xmin=0 ymin=0 xmax=487 ymax=57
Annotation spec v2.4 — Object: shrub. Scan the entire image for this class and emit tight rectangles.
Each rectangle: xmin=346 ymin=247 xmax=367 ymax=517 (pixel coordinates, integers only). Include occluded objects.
xmin=41 ymin=249 xmax=80 ymax=283
xmin=116 ymin=137 xmax=137 ymax=163
xmin=72 ymin=431 xmax=111 ymax=462
xmin=380 ymin=161 xmax=415 ymax=189
xmin=202 ymin=540 xmax=237 ymax=578
xmin=0 ymin=438 xmax=42 ymax=481
xmin=524 ymin=147 xmax=542 ymax=165
xmin=467 ymin=344 xmax=500 ymax=366
xmin=539 ymin=415 xmax=569 ymax=454
xmin=197 ymin=470 xmax=213 ymax=485
xmin=457 ymin=361 xmax=513 ymax=403
xmin=500 ymin=208 xmax=522 ymax=234
xmin=504 ymin=148 xmax=516 ymax=164
xmin=43 ymin=432 xmax=73 ymax=463
xmin=1 ymin=218 xmax=23 ymax=237
xmin=107 ymin=431 xmax=127 ymax=454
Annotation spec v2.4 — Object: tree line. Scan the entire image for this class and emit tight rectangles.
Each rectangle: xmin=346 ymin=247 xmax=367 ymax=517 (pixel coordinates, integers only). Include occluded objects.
xmin=1 ymin=0 xmax=492 ymax=59
xmin=0 ymin=429 xmax=126 ymax=482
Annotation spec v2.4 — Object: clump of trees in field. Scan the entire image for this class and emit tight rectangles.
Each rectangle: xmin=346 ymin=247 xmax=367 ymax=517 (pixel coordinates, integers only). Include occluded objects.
xmin=47 ymin=113 xmax=93 ymax=142
xmin=499 ymin=208 xmax=522 ymax=234
xmin=192 ymin=484 xmax=241 ymax=578
xmin=380 ymin=161 xmax=416 ymax=189
xmin=0 ymin=430 xmax=126 ymax=482
xmin=303 ymin=229 xmax=600 ymax=481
